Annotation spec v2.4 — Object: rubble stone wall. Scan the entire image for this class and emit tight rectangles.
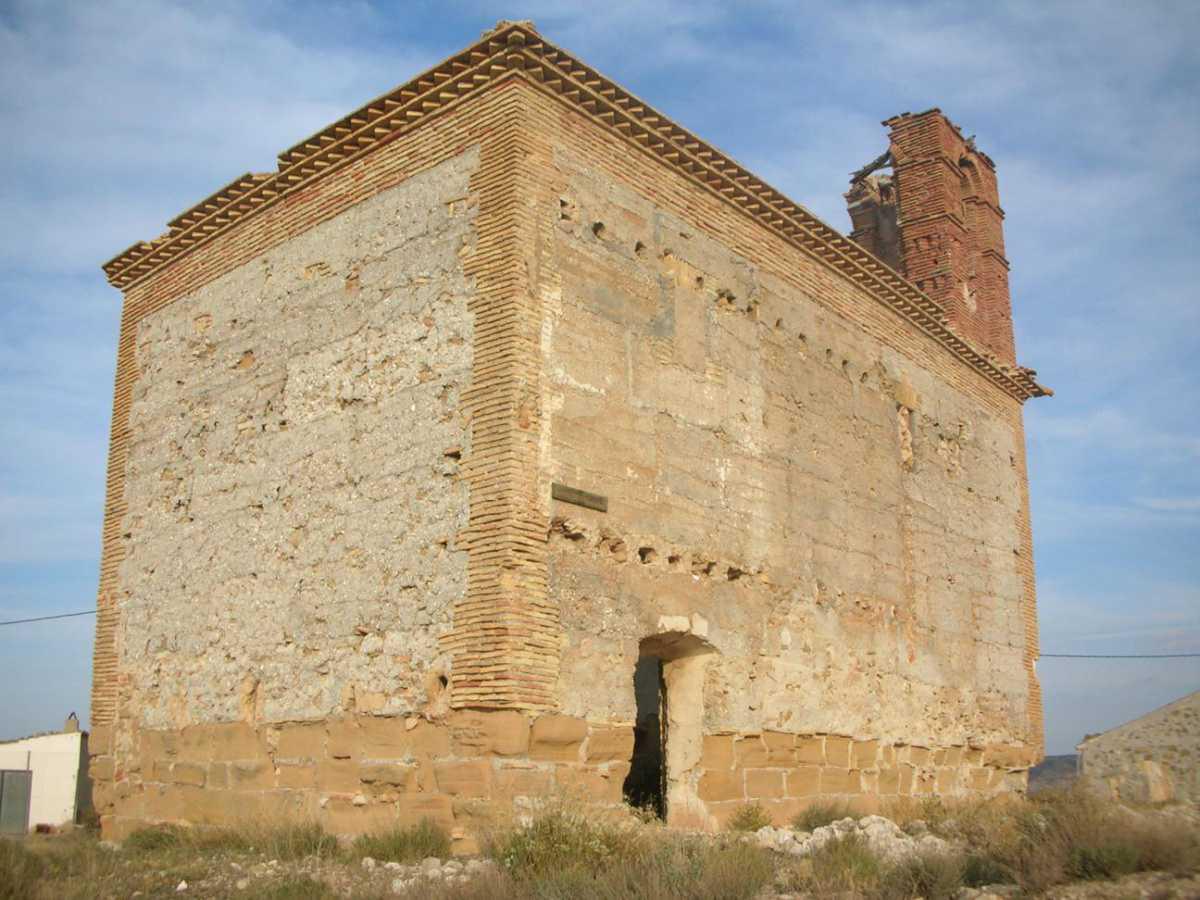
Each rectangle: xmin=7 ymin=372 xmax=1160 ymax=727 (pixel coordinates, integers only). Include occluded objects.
xmin=119 ymin=150 xmax=478 ymax=729
xmin=1079 ymin=691 xmax=1200 ymax=805
xmin=526 ymin=84 xmax=1039 ymax=826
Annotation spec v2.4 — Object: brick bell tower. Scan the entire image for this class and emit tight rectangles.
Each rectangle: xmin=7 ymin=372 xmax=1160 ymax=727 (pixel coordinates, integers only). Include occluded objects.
xmin=846 ymin=109 xmax=1016 ymax=365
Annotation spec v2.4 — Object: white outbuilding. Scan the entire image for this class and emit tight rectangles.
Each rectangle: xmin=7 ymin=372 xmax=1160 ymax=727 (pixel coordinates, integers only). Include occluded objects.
xmin=0 ymin=715 xmax=91 ymax=832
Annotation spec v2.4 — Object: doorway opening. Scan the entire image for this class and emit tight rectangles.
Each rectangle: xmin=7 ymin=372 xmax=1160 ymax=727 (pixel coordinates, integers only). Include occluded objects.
xmin=622 ymin=656 xmax=666 ymax=818
xmin=622 ymin=630 xmax=717 ymax=826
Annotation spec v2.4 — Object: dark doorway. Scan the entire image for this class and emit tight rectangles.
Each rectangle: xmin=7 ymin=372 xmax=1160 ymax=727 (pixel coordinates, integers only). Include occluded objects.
xmin=622 ymin=655 xmax=666 ymax=818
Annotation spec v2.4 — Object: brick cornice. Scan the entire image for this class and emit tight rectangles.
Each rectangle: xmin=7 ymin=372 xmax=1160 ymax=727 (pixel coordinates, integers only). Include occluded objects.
xmin=101 ymin=21 xmax=1048 ymax=402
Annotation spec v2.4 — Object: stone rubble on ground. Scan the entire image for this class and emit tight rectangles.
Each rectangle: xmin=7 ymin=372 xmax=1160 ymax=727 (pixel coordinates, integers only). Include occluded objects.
xmin=384 ymin=856 xmax=499 ymax=894
xmin=753 ymin=815 xmax=954 ymax=862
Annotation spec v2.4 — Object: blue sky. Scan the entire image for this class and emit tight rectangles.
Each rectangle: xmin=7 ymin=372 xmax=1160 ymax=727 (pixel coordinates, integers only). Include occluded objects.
xmin=1 ymin=1 xmax=1196 ymax=755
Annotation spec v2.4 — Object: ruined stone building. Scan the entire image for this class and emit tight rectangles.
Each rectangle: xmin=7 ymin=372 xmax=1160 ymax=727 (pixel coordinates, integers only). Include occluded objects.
xmin=89 ymin=22 xmax=1048 ymax=844
xmin=1077 ymin=690 xmax=1200 ymax=805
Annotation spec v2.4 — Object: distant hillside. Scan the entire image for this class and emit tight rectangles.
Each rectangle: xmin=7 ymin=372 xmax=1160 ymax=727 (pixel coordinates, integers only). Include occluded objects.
xmin=1029 ymin=754 xmax=1078 ymax=792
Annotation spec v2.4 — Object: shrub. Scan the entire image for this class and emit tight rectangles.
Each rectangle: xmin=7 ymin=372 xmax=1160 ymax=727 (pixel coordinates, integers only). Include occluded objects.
xmin=123 ymin=824 xmax=189 ymax=852
xmin=1068 ymin=843 xmax=1140 ymax=880
xmin=501 ymin=834 xmax=772 ymax=900
xmin=352 ymin=819 xmax=451 ymax=863
xmin=0 ymin=840 xmax=45 ymax=900
xmin=489 ymin=808 xmax=642 ymax=878
xmin=792 ymin=800 xmax=854 ymax=832
xmin=880 ymin=852 xmax=967 ymax=900
xmin=805 ymin=833 xmax=884 ymax=895
xmin=961 ymin=852 xmax=1013 ymax=887
xmin=726 ymin=802 xmax=772 ymax=832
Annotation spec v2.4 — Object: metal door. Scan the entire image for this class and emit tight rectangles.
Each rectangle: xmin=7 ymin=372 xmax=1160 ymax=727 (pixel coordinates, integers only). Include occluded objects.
xmin=0 ymin=769 xmax=32 ymax=834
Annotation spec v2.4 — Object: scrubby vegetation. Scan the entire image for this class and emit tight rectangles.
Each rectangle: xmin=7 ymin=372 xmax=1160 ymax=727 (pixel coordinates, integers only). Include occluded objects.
xmin=351 ymin=818 xmax=451 ymax=863
xmin=725 ymin=801 xmax=773 ymax=832
xmin=1 ymin=787 xmax=1196 ymax=899
xmin=792 ymin=799 xmax=855 ymax=831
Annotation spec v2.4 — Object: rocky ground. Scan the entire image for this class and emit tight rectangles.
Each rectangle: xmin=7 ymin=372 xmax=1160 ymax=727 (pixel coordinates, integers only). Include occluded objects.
xmin=7 ymin=800 xmax=1199 ymax=899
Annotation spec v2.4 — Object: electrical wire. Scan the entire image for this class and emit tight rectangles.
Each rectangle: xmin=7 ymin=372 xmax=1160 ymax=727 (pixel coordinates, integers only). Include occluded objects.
xmin=0 ymin=610 xmax=97 ymax=626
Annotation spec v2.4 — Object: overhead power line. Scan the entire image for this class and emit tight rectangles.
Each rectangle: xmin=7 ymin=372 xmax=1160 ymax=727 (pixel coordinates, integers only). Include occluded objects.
xmin=0 ymin=610 xmax=96 ymax=626
xmin=1041 ymin=652 xmax=1200 ymax=659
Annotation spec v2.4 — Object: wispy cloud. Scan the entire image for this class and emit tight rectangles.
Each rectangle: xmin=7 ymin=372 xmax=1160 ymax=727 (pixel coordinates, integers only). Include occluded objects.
xmin=0 ymin=1 xmax=1197 ymax=752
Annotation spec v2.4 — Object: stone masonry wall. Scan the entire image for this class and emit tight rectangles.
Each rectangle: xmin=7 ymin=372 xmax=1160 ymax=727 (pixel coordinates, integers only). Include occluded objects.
xmin=120 ymin=149 xmax=478 ymax=728
xmin=524 ymin=84 xmax=1038 ymax=825
xmin=1079 ymin=691 xmax=1200 ymax=805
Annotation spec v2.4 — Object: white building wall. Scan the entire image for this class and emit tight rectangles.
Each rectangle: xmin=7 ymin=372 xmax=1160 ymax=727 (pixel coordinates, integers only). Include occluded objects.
xmin=0 ymin=731 xmax=85 ymax=828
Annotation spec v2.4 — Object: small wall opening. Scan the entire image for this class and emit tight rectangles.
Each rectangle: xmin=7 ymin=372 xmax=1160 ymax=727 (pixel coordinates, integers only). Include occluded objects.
xmin=623 ymin=656 xmax=665 ymax=817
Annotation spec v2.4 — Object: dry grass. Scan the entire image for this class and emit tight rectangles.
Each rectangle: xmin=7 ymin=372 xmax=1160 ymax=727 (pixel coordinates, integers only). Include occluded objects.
xmin=5 ymin=789 xmax=1197 ymax=899
xmin=475 ymin=805 xmax=774 ymax=900
xmin=351 ymin=818 xmax=451 ymax=863
xmin=124 ymin=819 xmax=339 ymax=860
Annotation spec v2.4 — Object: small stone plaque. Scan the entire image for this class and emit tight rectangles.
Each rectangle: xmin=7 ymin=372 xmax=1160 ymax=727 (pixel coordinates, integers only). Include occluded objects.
xmin=551 ymin=483 xmax=608 ymax=512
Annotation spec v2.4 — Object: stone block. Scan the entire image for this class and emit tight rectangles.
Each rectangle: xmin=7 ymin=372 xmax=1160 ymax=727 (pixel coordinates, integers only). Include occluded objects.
xmin=229 ymin=761 xmax=275 ymax=790
xmin=698 ymin=769 xmax=743 ymax=802
xmin=529 ymin=714 xmax=587 ymax=762
xmin=169 ymin=762 xmax=206 ymax=787
xmin=913 ymin=771 xmax=935 ymax=794
xmin=327 ymin=718 xmax=359 ymax=760
xmin=358 ymin=762 xmax=417 ymax=790
xmin=701 ymin=734 xmax=734 ymax=769
xmin=89 ymin=724 xmax=114 ymax=755
xmin=796 ymin=737 xmax=825 ymax=766
xmin=968 ymin=767 xmax=993 ymax=791
xmin=209 ymin=722 xmax=267 ymax=762
xmin=898 ymin=767 xmax=914 ymax=795
xmin=852 ymin=740 xmax=879 ymax=769
xmin=820 ymin=768 xmax=862 ymax=795
xmin=745 ymin=769 xmax=785 ymax=799
xmin=277 ymin=764 xmax=316 ymax=790
xmin=207 ymin=763 xmax=230 ymax=790
xmin=494 ymin=763 xmax=554 ymax=799
xmin=91 ymin=755 xmax=115 ymax=782
xmin=396 ymin=794 xmax=454 ymax=829
xmin=316 ymin=758 xmax=361 ymax=793
xmin=825 ymin=737 xmax=852 ymax=768
xmin=786 ymin=766 xmax=820 ymax=797
xmin=142 ymin=783 xmax=186 ymax=820
xmin=847 ymin=794 xmax=881 ymax=816
xmin=936 ymin=767 xmax=959 ymax=793
xmin=983 ymin=744 xmax=1029 ymax=770
xmin=585 ymin=725 xmax=634 ymax=764
xmin=358 ymin=716 xmax=410 ymax=758
xmin=763 ymin=731 xmax=797 ymax=765
xmin=140 ymin=729 xmax=179 ymax=771
xmin=734 ymin=735 xmax=769 ymax=768
xmin=906 ymin=746 xmax=931 ymax=767
xmin=277 ymin=723 xmax=326 ymax=760
xmin=557 ymin=764 xmax=624 ymax=803
xmin=321 ymin=797 xmax=398 ymax=835
xmin=448 ymin=710 xmax=530 ymax=757
xmin=877 ymin=768 xmax=901 ymax=794
xmin=434 ymin=760 xmax=492 ymax=798
xmin=762 ymin=799 xmax=803 ymax=826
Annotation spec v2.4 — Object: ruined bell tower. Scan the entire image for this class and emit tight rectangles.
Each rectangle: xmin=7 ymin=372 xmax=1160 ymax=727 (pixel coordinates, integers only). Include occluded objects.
xmin=846 ymin=110 xmax=1016 ymax=364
